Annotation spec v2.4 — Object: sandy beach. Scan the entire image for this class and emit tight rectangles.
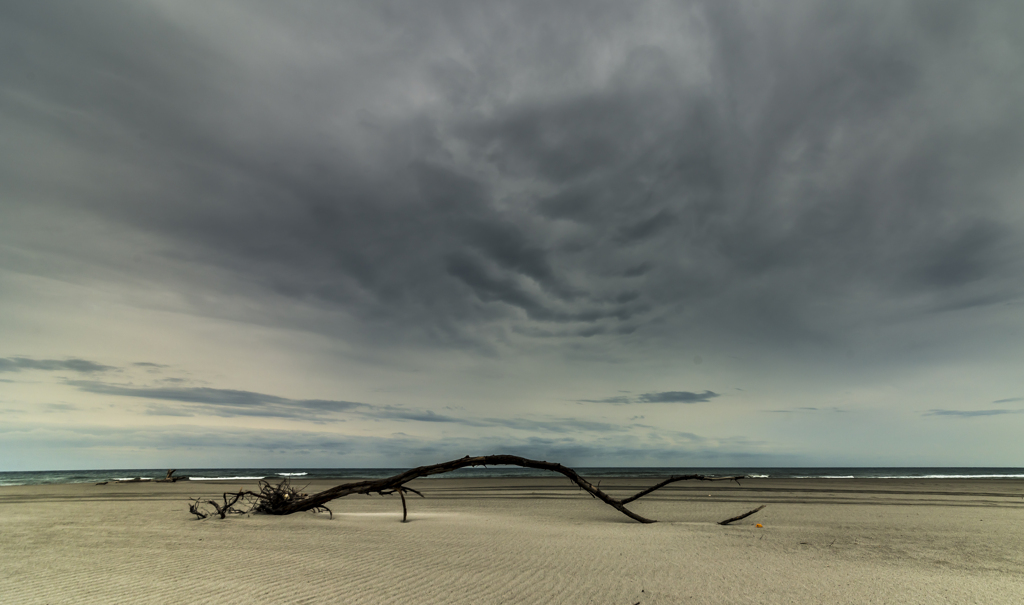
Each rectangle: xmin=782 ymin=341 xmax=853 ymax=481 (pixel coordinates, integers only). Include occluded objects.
xmin=2 ymin=477 xmax=1022 ymax=604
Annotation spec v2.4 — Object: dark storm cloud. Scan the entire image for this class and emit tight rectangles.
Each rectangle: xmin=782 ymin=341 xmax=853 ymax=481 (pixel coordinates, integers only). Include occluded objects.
xmin=2 ymin=1 xmax=1023 ymax=356
xmin=0 ymin=357 xmax=114 ymax=374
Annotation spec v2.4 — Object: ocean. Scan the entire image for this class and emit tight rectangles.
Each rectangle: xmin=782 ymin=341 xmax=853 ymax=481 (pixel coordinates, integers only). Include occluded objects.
xmin=2 ymin=467 xmax=1023 ymax=487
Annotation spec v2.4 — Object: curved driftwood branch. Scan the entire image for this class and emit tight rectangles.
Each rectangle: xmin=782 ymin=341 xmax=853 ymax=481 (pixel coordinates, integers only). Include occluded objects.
xmin=717 ymin=504 xmax=766 ymax=525
xmin=619 ymin=474 xmax=742 ymax=505
xmin=259 ymin=454 xmax=744 ymax=523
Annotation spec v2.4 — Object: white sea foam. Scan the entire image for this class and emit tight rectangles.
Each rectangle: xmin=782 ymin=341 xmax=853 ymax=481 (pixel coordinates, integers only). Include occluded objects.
xmin=189 ymin=476 xmax=265 ymax=481
xmin=794 ymin=475 xmax=856 ymax=479
xmin=875 ymin=474 xmax=1024 ymax=479
xmin=276 ymin=472 xmax=308 ymax=477
xmin=747 ymin=474 xmax=770 ymax=478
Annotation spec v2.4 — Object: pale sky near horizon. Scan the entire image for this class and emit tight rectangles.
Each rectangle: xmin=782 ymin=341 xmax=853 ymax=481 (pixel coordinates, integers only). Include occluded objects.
xmin=2 ymin=1 xmax=1023 ymax=471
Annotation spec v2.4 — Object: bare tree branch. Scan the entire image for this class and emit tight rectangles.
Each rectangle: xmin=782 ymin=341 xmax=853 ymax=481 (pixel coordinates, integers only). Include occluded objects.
xmin=717 ymin=504 xmax=766 ymax=525
xmin=192 ymin=491 xmax=246 ymax=519
xmin=188 ymin=479 xmax=332 ymax=520
xmin=619 ymin=474 xmax=743 ymax=505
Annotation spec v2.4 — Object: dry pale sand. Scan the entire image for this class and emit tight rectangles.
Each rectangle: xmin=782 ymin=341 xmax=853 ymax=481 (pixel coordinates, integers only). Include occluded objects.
xmin=2 ymin=476 xmax=1023 ymax=604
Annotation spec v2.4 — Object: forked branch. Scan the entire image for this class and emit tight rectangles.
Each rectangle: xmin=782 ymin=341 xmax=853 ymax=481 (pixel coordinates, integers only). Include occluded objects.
xmin=189 ymin=491 xmax=245 ymax=519
xmin=188 ymin=480 xmax=332 ymax=520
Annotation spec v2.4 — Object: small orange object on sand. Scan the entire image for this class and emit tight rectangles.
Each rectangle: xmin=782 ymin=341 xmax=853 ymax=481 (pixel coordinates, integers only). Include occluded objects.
xmin=755 ymin=524 xmax=763 ymax=528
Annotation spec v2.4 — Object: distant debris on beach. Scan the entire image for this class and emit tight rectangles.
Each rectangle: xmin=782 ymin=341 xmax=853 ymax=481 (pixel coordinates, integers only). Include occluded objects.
xmin=110 ymin=470 xmax=189 ymax=484
xmin=156 ymin=469 xmax=188 ymax=482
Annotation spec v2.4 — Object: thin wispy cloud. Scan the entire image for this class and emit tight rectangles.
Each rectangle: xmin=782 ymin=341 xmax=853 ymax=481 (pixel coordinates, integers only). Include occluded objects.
xmin=764 ymin=407 xmax=846 ymax=414
xmin=66 ymin=379 xmax=635 ymax=435
xmin=69 ymin=380 xmax=383 ymax=419
xmin=0 ymin=357 xmax=115 ymax=374
xmin=992 ymin=397 xmax=1024 ymax=404
xmin=638 ymin=391 xmax=719 ymax=404
xmin=40 ymin=403 xmax=80 ymax=412
xmin=581 ymin=391 xmax=719 ymax=404
xmin=580 ymin=396 xmax=634 ymax=405
xmin=924 ymin=409 xmax=1024 ymax=418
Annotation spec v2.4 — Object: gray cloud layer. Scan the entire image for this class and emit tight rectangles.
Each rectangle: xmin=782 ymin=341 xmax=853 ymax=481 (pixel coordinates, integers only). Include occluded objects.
xmin=3 ymin=1 xmax=1022 ymax=360
xmin=0 ymin=420 xmax=773 ymax=469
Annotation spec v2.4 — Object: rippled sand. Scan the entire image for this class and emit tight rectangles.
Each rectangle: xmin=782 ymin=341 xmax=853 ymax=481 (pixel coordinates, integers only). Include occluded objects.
xmin=2 ymin=477 xmax=1022 ymax=604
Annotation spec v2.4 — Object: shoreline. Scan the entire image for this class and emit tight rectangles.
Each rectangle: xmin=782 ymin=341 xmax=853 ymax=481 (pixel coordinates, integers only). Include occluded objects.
xmin=6 ymin=474 xmax=1020 ymax=495
xmin=5 ymin=466 xmax=1024 ymax=488
xmin=3 ymin=478 xmax=1022 ymax=603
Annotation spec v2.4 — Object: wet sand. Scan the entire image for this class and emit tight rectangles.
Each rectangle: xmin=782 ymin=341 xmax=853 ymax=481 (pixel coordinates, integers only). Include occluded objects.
xmin=2 ymin=477 xmax=1022 ymax=604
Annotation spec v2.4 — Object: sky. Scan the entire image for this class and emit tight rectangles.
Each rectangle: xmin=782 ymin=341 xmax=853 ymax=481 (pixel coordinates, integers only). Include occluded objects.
xmin=2 ymin=1 xmax=1023 ymax=471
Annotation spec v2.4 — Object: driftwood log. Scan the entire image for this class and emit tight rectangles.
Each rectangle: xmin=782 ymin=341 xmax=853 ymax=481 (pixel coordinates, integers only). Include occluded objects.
xmin=189 ymin=454 xmax=749 ymax=524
